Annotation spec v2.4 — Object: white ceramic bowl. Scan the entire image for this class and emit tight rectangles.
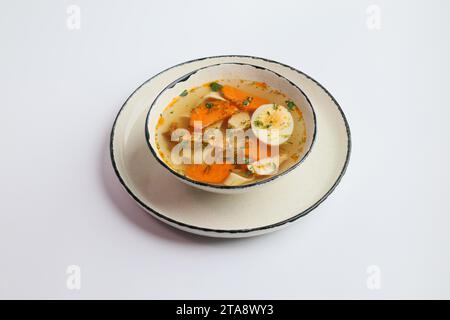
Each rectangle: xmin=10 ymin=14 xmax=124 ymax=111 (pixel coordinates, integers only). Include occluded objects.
xmin=145 ymin=63 xmax=317 ymax=194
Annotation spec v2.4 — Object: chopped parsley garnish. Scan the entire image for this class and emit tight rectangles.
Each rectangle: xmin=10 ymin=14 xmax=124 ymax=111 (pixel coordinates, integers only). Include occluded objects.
xmin=254 ymin=120 xmax=264 ymax=128
xmin=242 ymin=96 xmax=253 ymax=106
xmin=253 ymin=119 xmax=271 ymax=129
xmin=244 ymin=169 xmax=253 ymax=177
xmin=210 ymin=82 xmax=223 ymax=92
xmin=285 ymin=100 xmax=296 ymax=111
xmin=205 ymin=102 xmax=214 ymax=109
xmin=179 ymin=89 xmax=188 ymax=97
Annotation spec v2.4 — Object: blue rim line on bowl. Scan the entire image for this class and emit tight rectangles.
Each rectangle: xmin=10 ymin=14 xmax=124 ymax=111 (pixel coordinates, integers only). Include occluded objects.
xmin=110 ymin=55 xmax=352 ymax=234
xmin=144 ymin=62 xmax=318 ymax=190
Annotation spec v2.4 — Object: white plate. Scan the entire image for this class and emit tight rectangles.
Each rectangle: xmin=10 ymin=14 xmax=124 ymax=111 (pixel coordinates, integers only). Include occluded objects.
xmin=110 ymin=56 xmax=351 ymax=238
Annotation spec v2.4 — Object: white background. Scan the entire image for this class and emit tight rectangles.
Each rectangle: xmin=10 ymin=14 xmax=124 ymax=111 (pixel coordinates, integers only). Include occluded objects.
xmin=1 ymin=0 xmax=449 ymax=299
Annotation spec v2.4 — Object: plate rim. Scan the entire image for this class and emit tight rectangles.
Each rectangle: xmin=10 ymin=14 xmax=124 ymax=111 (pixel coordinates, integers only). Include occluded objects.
xmin=110 ymin=55 xmax=352 ymax=235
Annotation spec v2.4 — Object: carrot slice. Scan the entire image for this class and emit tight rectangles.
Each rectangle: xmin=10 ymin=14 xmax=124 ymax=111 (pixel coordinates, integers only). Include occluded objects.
xmin=190 ymin=99 xmax=238 ymax=128
xmin=185 ymin=163 xmax=234 ymax=183
xmin=221 ymin=85 xmax=270 ymax=112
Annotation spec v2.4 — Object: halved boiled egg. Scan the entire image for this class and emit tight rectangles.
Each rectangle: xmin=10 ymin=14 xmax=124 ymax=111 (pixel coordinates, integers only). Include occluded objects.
xmin=247 ymin=152 xmax=288 ymax=176
xmin=250 ymin=104 xmax=294 ymax=145
xmin=247 ymin=157 xmax=279 ymax=175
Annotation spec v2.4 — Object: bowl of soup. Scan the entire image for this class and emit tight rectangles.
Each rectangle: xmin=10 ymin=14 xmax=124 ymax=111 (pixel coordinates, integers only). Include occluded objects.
xmin=145 ymin=63 xmax=316 ymax=194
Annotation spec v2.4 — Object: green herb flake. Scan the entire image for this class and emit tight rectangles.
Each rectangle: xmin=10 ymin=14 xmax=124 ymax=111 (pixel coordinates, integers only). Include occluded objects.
xmin=243 ymin=96 xmax=253 ymax=106
xmin=285 ymin=100 xmax=296 ymax=111
xmin=179 ymin=89 xmax=188 ymax=97
xmin=244 ymin=169 xmax=253 ymax=177
xmin=254 ymin=120 xmax=264 ymax=128
xmin=210 ymin=82 xmax=223 ymax=92
xmin=205 ymin=102 xmax=214 ymax=109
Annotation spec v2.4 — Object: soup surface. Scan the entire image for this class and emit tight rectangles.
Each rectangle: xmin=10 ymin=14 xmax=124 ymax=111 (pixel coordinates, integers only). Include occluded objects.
xmin=155 ymin=79 xmax=307 ymax=186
